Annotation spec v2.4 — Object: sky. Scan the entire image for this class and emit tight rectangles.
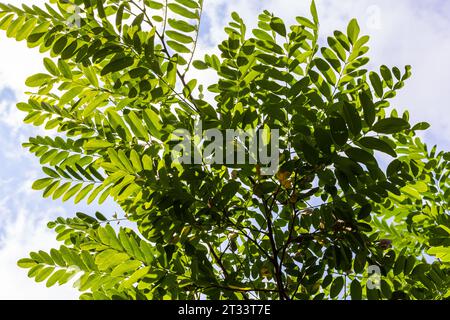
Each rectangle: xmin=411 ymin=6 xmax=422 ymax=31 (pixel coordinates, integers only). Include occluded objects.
xmin=0 ymin=0 xmax=449 ymax=300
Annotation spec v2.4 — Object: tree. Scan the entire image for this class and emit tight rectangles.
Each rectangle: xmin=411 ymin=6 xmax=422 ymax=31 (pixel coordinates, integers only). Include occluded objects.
xmin=1 ymin=0 xmax=449 ymax=300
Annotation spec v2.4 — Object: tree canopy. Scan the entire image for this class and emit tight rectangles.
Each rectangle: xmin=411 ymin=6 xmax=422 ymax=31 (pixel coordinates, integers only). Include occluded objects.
xmin=0 ymin=0 xmax=449 ymax=300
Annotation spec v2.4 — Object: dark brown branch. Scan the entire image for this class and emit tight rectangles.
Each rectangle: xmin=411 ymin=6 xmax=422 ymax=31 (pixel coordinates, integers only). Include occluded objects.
xmin=262 ymin=187 xmax=290 ymax=300
xmin=206 ymin=242 xmax=229 ymax=279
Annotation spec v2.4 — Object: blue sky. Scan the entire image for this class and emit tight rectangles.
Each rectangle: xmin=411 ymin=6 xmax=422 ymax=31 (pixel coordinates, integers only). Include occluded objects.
xmin=0 ymin=0 xmax=449 ymax=299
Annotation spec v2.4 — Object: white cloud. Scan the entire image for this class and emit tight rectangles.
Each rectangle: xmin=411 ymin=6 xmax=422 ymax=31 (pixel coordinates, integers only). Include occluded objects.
xmin=0 ymin=172 xmax=78 ymax=299
xmin=0 ymin=149 xmax=120 ymax=299
xmin=0 ymin=36 xmax=44 ymax=96
xmin=0 ymin=99 xmax=27 ymax=135
xmin=0 ymin=209 xmax=78 ymax=300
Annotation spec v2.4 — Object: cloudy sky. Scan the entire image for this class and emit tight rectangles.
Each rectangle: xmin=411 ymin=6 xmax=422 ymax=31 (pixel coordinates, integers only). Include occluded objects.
xmin=0 ymin=0 xmax=449 ymax=299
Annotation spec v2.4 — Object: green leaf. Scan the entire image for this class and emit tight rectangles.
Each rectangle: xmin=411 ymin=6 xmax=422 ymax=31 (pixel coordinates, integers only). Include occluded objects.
xmin=404 ymin=256 xmax=416 ymax=275
xmin=108 ymin=149 xmax=126 ymax=170
xmin=58 ymin=59 xmax=72 ymax=79
xmin=59 ymin=86 xmax=84 ymax=106
xmin=168 ymin=3 xmax=198 ymax=20
xmin=17 ymin=258 xmax=38 ymax=269
xmin=444 ymin=152 xmax=450 ymax=161
xmin=50 ymin=249 xmax=66 ymax=267
xmin=357 ymin=204 xmax=372 ymax=220
xmin=52 ymin=183 xmax=71 ymax=200
xmin=6 ymin=15 xmax=25 ymax=38
xmin=380 ymin=280 xmax=392 ymax=299
xmin=61 ymin=40 xmax=78 ymax=60
xmin=62 ymin=184 xmax=83 ymax=202
xmin=43 ymin=167 xmax=60 ymax=178
xmin=43 ymin=58 xmax=59 ymax=76
xmin=16 ymin=17 xmax=37 ymax=41
xmin=345 ymin=147 xmax=377 ymax=167
xmin=118 ymin=150 xmax=134 ymax=172
xmin=83 ymin=66 xmax=99 ymax=87
xmin=221 ymin=181 xmax=240 ymax=204
xmin=125 ymin=111 xmax=149 ymax=141
xmin=253 ymin=182 xmax=277 ymax=198
xmin=116 ymin=3 xmax=125 ymax=32
xmin=106 ymin=108 xmax=132 ymax=140
xmin=167 ymin=40 xmax=190 ymax=53
xmin=193 ymin=60 xmax=208 ymax=70
xmin=270 ymin=17 xmax=286 ymax=37
xmin=84 ymin=139 xmax=114 ymax=150
xmin=347 ymin=19 xmax=360 ymax=44
xmin=350 ymin=279 xmax=362 ymax=300
xmin=412 ymin=122 xmax=430 ymax=131
xmin=101 ymin=56 xmax=134 ymax=76
xmin=147 ymin=1 xmax=164 ymax=9
xmin=401 ymin=185 xmax=421 ymax=200
xmin=166 ymin=59 xmax=178 ymax=88
xmin=130 ymin=150 xmax=143 ymax=172
xmin=372 ymin=118 xmax=410 ymax=134
xmin=394 ymin=255 xmax=406 ymax=276
xmin=74 ymin=184 xmax=94 ymax=204
xmin=321 ymin=48 xmax=341 ymax=72
xmin=35 ymin=267 xmax=55 ymax=282
xmin=46 ymin=269 xmax=66 ymax=287
xmin=330 ymin=276 xmax=344 ymax=298
xmin=427 ymin=247 xmax=450 ymax=262
xmin=95 ymin=250 xmax=129 ymax=271
xmin=314 ymin=58 xmax=336 ymax=85
xmin=0 ymin=14 xmax=14 ymax=31
xmin=299 ymin=140 xmax=319 ymax=165
xmin=96 ymin=0 xmax=106 ymax=18
xmin=314 ymin=127 xmax=333 ymax=154
xmin=43 ymin=181 xmax=60 ymax=198
xmin=76 ymin=212 xmax=97 ymax=225
xmin=87 ymin=184 xmax=107 ymax=204
xmin=83 ymin=93 xmax=109 ymax=116
xmin=296 ymin=17 xmax=316 ymax=30
xmin=380 ymin=65 xmax=393 ymax=88
xmin=25 ymin=73 xmax=52 ymax=87
xmin=32 ymin=178 xmax=54 ymax=190
xmin=122 ymin=266 xmax=150 ymax=288
xmin=143 ymin=109 xmax=162 ymax=139
xmin=176 ymin=0 xmax=199 ymax=9
xmin=358 ymin=137 xmax=397 ymax=157
xmin=168 ymin=19 xmax=196 ymax=33
xmin=342 ymin=102 xmax=362 ymax=136
xmin=93 ymin=212 xmax=107 ymax=222
xmin=118 ymin=183 xmax=139 ymax=202
xmin=111 ymin=260 xmax=142 ymax=277
xmin=166 ymin=30 xmax=194 ymax=44
xmin=310 ymin=0 xmax=319 ymax=25
xmin=369 ymin=72 xmax=383 ymax=98
xmin=252 ymin=29 xmax=274 ymax=42
xmin=52 ymin=36 xmax=68 ymax=55
xmin=329 ymin=114 xmax=348 ymax=146
xmin=359 ymin=92 xmax=376 ymax=127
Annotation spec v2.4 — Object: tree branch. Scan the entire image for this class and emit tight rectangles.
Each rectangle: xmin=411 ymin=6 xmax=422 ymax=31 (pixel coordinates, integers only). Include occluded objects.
xmin=206 ymin=242 xmax=229 ymax=279
xmin=262 ymin=187 xmax=290 ymax=300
